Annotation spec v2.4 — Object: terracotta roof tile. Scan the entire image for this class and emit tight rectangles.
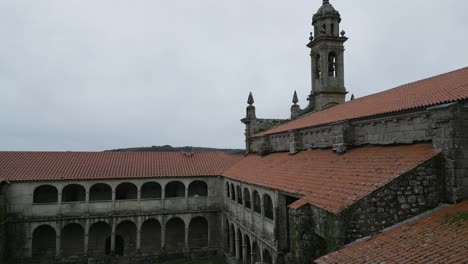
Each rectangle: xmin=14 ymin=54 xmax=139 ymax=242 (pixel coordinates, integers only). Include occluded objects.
xmin=257 ymin=67 xmax=468 ymax=136
xmin=315 ymin=201 xmax=468 ymax=264
xmin=0 ymin=152 xmax=243 ymax=182
xmin=223 ymin=144 xmax=440 ymax=213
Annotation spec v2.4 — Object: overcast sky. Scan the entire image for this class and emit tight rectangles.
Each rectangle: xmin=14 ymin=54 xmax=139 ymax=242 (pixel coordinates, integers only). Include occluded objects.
xmin=1 ymin=0 xmax=467 ymax=151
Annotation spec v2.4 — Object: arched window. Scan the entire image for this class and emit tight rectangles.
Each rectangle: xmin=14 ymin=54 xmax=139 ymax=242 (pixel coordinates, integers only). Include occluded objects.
xmin=33 ymin=185 xmax=58 ymax=204
xmin=331 ymin=23 xmax=335 ymax=35
xmin=263 ymin=249 xmax=273 ymax=264
xmin=236 ymin=185 xmax=243 ymax=205
xmin=61 ymin=223 xmax=84 ymax=256
xmin=253 ymin=191 xmax=261 ymax=214
xmin=188 ymin=180 xmax=208 ymax=197
xmin=230 ymin=184 xmax=236 ymax=201
xmin=116 ymin=182 xmax=137 ymax=200
xmin=141 ymin=219 xmax=161 ymax=252
xmin=244 ymin=188 xmax=251 ymax=209
xmin=252 ymin=241 xmax=261 ymax=263
xmin=237 ymin=228 xmax=243 ymax=260
xmin=88 ymin=222 xmax=111 ymax=256
xmin=165 ymin=217 xmax=185 ymax=250
xmin=243 ymin=235 xmax=251 ymax=263
xmin=62 ymin=184 xmax=86 ymax=202
xmin=165 ymin=181 xmax=185 ymax=198
xmin=315 ymin=54 xmax=321 ymax=79
xmin=226 ymin=182 xmax=230 ymax=198
xmin=224 ymin=219 xmax=230 ymax=252
xmin=189 ymin=216 xmax=208 ymax=249
xmin=115 ymin=221 xmax=137 ymax=256
xmin=32 ymin=225 xmax=56 ymax=257
xmin=328 ymin=52 xmax=337 ymax=77
xmin=263 ymin=194 xmax=274 ymax=220
xmin=89 ymin=183 xmax=112 ymax=201
xmin=141 ymin=182 xmax=162 ymax=199
xmin=230 ymin=224 xmax=236 ymax=255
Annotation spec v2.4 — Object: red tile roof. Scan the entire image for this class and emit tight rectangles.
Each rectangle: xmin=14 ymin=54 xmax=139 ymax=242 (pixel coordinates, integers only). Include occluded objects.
xmin=0 ymin=152 xmax=243 ymax=182
xmin=257 ymin=67 xmax=468 ymax=136
xmin=315 ymin=201 xmax=468 ymax=264
xmin=223 ymin=144 xmax=440 ymax=213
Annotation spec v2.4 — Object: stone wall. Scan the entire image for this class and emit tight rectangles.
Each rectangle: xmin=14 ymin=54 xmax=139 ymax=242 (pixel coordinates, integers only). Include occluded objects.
xmin=341 ymin=157 xmax=444 ymax=243
xmin=0 ymin=190 xmax=6 ymax=262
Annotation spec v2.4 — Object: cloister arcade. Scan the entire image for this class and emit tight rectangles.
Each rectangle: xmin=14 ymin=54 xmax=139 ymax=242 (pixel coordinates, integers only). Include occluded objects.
xmin=29 ymin=215 xmax=212 ymax=258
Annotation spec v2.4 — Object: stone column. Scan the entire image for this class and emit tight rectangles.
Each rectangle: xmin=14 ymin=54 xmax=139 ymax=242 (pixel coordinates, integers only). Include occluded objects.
xmin=161 ymin=215 xmax=166 ymax=249
xmin=85 ymin=190 xmax=90 ymax=214
xmin=136 ymin=216 xmax=142 ymax=251
xmin=26 ymin=224 xmax=33 ymax=258
xmin=84 ymin=218 xmax=90 ymax=255
xmin=111 ymin=219 xmax=116 ymax=253
xmin=250 ymin=252 xmax=255 ymax=264
xmin=184 ymin=227 xmax=189 ymax=251
xmin=242 ymin=244 xmax=248 ymax=264
xmin=55 ymin=225 xmax=61 ymax=258
xmin=58 ymin=192 xmax=62 ymax=215
xmin=161 ymin=187 xmax=165 ymax=209
xmin=185 ymin=187 xmax=189 ymax=210
xmin=261 ymin=202 xmax=265 ymax=236
xmin=229 ymin=227 xmax=234 ymax=254
xmin=111 ymin=191 xmax=116 ymax=211
xmin=207 ymin=223 xmax=211 ymax=248
xmin=235 ymin=231 xmax=240 ymax=261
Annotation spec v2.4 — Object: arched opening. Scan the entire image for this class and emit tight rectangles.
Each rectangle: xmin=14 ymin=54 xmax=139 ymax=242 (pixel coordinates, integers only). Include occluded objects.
xmin=189 ymin=216 xmax=208 ymax=249
xmin=116 ymin=220 xmax=137 ymax=255
xmin=263 ymin=194 xmax=274 ymax=220
xmin=230 ymin=224 xmax=236 ymax=255
xmin=236 ymin=186 xmax=243 ymax=205
xmin=263 ymin=249 xmax=272 ymax=264
xmin=188 ymin=181 xmax=208 ymax=197
xmin=244 ymin=188 xmax=251 ymax=209
xmin=226 ymin=182 xmax=230 ymax=198
xmin=88 ymin=221 xmax=111 ymax=256
xmin=165 ymin=181 xmax=185 ymax=198
xmin=61 ymin=223 xmax=84 ymax=256
xmin=322 ymin=24 xmax=326 ymax=34
xmin=62 ymin=184 xmax=85 ymax=202
xmin=244 ymin=235 xmax=252 ymax=264
xmin=165 ymin=217 xmax=185 ymax=251
xmin=140 ymin=219 xmax=161 ymax=252
xmin=116 ymin=182 xmax=137 ymax=200
xmin=106 ymin=235 xmax=124 ymax=256
xmin=141 ymin=182 xmax=162 ymax=199
xmin=33 ymin=185 xmax=58 ymax=204
xmin=328 ymin=52 xmax=337 ymax=77
xmin=253 ymin=191 xmax=261 ymax=214
xmin=252 ymin=241 xmax=261 ymax=263
xmin=237 ymin=228 xmax=243 ymax=261
xmin=230 ymin=184 xmax=236 ymax=201
xmin=32 ymin=225 xmax=56 ymax=257
xmin=315 ymin=54 xmax=321 ymax=79
xmin=224 ymin=219 xmax=230 ymax=252
xmin=331 ymin=23 xmax=335 ymax=36
xmin=89 ymin=183 xmax=112 ymax=201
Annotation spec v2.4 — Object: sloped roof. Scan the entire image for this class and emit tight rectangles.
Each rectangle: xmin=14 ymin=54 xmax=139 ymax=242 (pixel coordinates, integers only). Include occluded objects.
xmin=0 ymin=152 xmax=243 ymax=182
xmin=315 ymin=201 xmax=468 ymax=264
xmin=223 ymin=144 xmax=440 ymax=213
xmin=257 ymin=67 xmax=468 ymax=136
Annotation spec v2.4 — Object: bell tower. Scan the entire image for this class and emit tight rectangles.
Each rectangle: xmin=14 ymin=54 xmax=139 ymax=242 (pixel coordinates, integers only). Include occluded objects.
xmin=307 ymin=0 xmax=347 ymax=111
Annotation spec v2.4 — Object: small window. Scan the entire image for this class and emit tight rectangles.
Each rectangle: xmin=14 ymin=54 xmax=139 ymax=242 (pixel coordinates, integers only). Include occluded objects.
xmin=328 ymin=52 xmax=337 ymax=77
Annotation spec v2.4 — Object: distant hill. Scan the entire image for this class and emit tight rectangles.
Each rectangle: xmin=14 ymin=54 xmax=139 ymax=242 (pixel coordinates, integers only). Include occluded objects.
xmin=105 ymin=145 xmax=245 ymax=154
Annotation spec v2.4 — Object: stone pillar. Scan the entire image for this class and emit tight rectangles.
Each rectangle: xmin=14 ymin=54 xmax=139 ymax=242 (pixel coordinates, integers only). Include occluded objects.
xmin=161 ymin=215 xmax=166 ymax=249
xmin=111 ymin=219 xmax=116 ymax=253
xmin=111 ymin=191 xmax=116 ymax=211
xmin=242 ymin=244 xmax=248 ymax=264
xmin=84 ymin=218 xmax=90 ymax=255
xmin=261 ymin=202 xmax=265 ymax=236
xmin=207 ymin=225 xmax=211 ymax=248
xmin=229 ymin=227 xmax=234 ymax=254
xmin=58 ymin=192 xmax=62 ymax=215
xmin=235 ymin=232 xmax=240 ymax=261
xmin=136 ymin=216 xmax=142 ymax=251
xmin=85 ymin=190 xmax=90 ymax=214
xmin=185 ymin=187 xmax=189 ymax=210
xmin=26 ymin=224 xmax=33 ymax=258
xmin=55 ymin=225 xmax=61 ymax=258
xmin=161 ymin=187 xmax=165 ymax=209
xmin=250 ymin=252 xmax=255 ymax=264
xmin=184 ymin=227 xmax=189 ymax=251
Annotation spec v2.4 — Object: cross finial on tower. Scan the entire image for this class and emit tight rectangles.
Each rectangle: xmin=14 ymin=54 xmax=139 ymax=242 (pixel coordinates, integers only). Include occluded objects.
xmin=323 ymin=0 xmax=330 ymax=5
xmin=247 ymin=92 xmax=254 ymax=105
xmin=292 ymin=91 xmax=299 ymax=105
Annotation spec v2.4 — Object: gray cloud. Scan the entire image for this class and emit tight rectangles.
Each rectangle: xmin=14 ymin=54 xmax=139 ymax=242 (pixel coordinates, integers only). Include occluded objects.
xmin=1 ymin=0 xmax=467 ymax=151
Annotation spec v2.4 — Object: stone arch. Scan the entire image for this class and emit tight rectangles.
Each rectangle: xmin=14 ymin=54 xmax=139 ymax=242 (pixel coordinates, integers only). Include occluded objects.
xmin=263 ymin=248 xmax=273 ymax=264
xmin=141 ymin=182 xmax=162 ymax=199
xmin=33 ymin=185 xmax=58 ymax=203
xmin=62 ymin=184 xmax=86 ymax=202
xmin=116 ymin=182 xmax=137 ymax=200
xmin=188 ymin=180 xmax=208 ymax=197
xmin=230 ymin=183 xmax=236 ymax=201
xmin=226 ymin=182 xmax=230 ymax=198
xmin=188 ymin=216 xmax=208 ymax=249
xmin=140 ymin=219 xmax=161 ymax=252
xmin=61 ymin=223 xmax=84 ymax=256
xmin=253 ymin=190 xmax=261 ymax=214
xmin=236 ymin=185 xmax=243 ymax=205
xmin=263 ymin=193 xmax=274 ymax=220
xmin=115 ymin=220 xmax=137 ymax=256
xmin=165 ymin=217 xmax=185 ymax=251
xmin=244 ymin=187 xmax=251 ymax=209
xmin=165 ymin=181 xmax=185 ymax=198
xmin=243 ymin=234 xmax=252 ymax=264
xmin=88 ymin=221 xmax=111 ymax=256
xmin=32 ymin=224 xmax=56 ymax=257
xmin=89 ymin=183 xmax=112 ymax=201
xmin=252 ymin=241 xmax=261 ymax=263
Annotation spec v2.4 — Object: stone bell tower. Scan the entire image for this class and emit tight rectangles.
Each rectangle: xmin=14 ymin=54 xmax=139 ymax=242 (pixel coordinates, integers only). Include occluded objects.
xmin=306 ymin=0 xmax=348 ymax=112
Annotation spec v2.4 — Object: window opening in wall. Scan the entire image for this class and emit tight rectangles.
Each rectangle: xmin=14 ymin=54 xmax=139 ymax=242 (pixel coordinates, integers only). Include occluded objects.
xmin=263 ymin=194 xmax=274 ymax=220
xmin=331 ymin=23 xmax=335 ymax=35
xmin=236 ymin=185 xmax=243 ymax=205
xmin=244 ymin=235 xmax=252 ymax=264
xmin=141 ymin=182 xmax=162 ymax=199
xmin=230 ymin=184 xmax=236 ymax=201
xmin=188 ymin=180 xmax=208 ymax=197
xmin=315 ymin=54 xmax=321 ymax=79
xmin=226 ymin=182 xmax=230 ymax=198
xmin=32 ymin=225 xmax=56 ymax=257
xmin=33 ymin=185 xmax=58 ymax=203
xmin=166 ymin=217 xmax=185 ymax=250
xmin=322 ymin=24 xmax=326 ymax=34
xmin=224 ymin=219 xmax=230 ymax=253
xmin=61 ymin=223 xmax=84 ymax=256
xmin=89 ymin=183 xmax=112 ymax=201
xmin=116 ymin=182 xmax=137 ymax=200
xmin=244 ymin=188 xmax=251 ymax=209
xmin=140 ymin=219 xmax=161 ymax=252
xmin=237 ymin=228 xmax=243 ymax=260
xmin=189 ymin=216 xmax=208 ymax=249
xmin=328 ymin=52 xmax=337 ymax=77
xmin=165 ymin=181 xmax=185 ymax=198
xmin=230 ymin=224 xmax=236 ymax=255
xmin=62 ymin=184 xmax=86 ymax=202
xmin=253 ymin=191 xmax=261 ymax=214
